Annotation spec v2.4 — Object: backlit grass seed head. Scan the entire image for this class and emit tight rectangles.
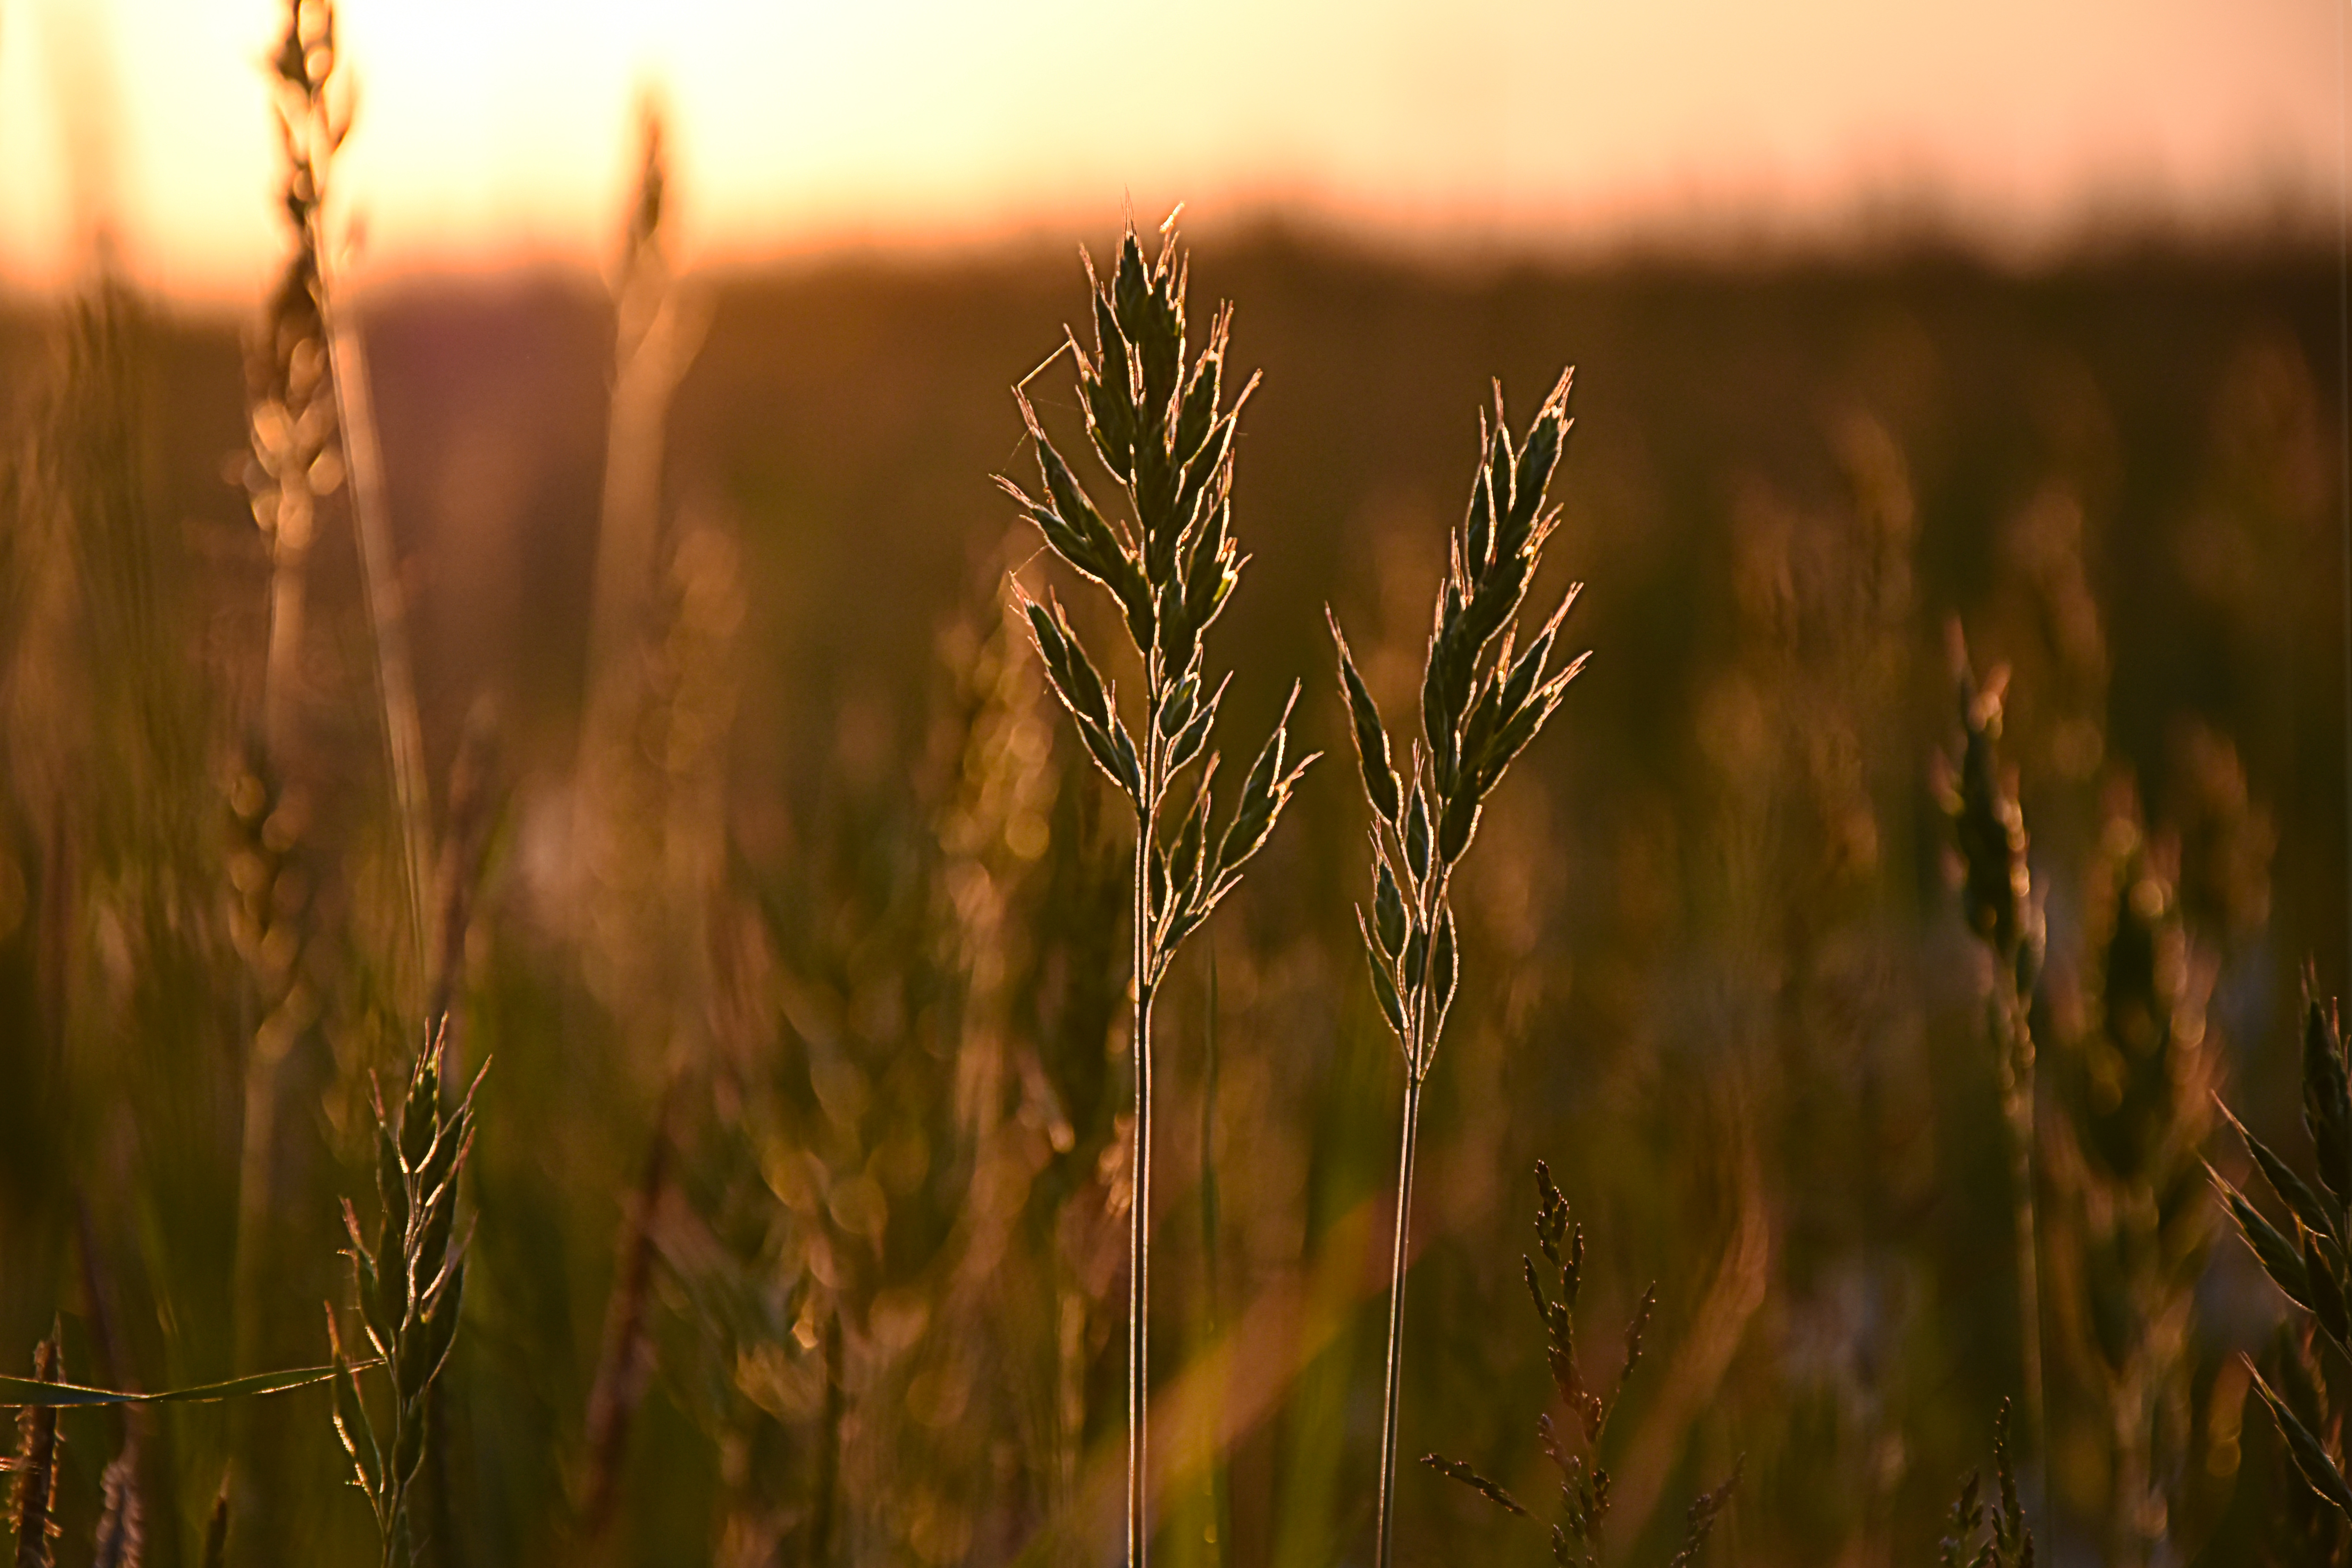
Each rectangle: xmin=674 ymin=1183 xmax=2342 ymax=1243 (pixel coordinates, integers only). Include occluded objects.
xmin=1347 ymin=373 xmax=1588 ymax=1568
xmin=999 ymin=212 xmax=1310 ymax=1568
xmin=1331 ymin=372 xmax=1585 ymax=1079
xmin=1001 ymin=217 xmax=1311 ymax=968
xmin=2256 ymin=1326 xmax=2347 ymax=1560
xmin=329 ymin=1026 xmax=484 ymax=1563
xmin=246 ymin=0 xmax=356 ymax=763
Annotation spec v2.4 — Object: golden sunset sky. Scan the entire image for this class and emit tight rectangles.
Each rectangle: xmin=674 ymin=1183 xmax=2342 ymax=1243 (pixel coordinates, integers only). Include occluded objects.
xmin=0 ymin=0 xmax=2335 ymax=302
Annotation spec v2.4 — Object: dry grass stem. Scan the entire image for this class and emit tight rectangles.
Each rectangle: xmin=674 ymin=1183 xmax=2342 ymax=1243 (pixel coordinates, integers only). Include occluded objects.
xmin=263 ymin=0 xmax=433 ymax=973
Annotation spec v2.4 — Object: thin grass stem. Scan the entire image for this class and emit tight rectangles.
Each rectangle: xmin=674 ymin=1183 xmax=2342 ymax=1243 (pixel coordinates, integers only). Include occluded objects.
xmin=321 ymin=307 xmax=432 ymax=981
xmin=1374 ymin=1071 xmax=1424 ymax=1568
xmin=1336 ymin=376 xmax=1581 ymax=1568
xmin=1200 ymin=947 xmax=1230 ymax=1563
xmin=1004 ymin=217 xmax=1309 ymax=1568
xmin=1128 ymin=677 xmax=1162 ymax=1568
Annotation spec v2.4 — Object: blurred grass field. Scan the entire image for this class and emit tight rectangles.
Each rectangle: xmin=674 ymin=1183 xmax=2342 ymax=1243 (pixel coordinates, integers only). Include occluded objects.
xmin=0 ymin=222 xmax=2341 ymax=1567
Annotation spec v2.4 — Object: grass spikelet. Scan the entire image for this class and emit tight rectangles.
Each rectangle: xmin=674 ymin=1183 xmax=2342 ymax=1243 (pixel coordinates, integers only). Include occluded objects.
xmin=8 ymin=1333 xmax=60 ymax=1568
xmin=1938 ymin=1400 xmax=2036 ymax=1568
xmin=1001 ymin=211 xmax=1312 ymax=1566
xmin=1419 ymin=1455 xmax=1527 ymax=1518
xmin=1332 ymin=371 xmax=1586 ymax=1568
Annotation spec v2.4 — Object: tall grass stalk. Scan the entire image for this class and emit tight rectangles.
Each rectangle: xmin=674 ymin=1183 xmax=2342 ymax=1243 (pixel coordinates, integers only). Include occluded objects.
xmin=1001 ymin=215 xmax=1311 ymax=1565
xmin=1942 ymin=640 xmax=2048 ymax=1493
xmin=576 ymin=97 xmax=708 ymax=916
xmin=229 ymin=0 xmax=353 ymax=1443
xmin=262 ymin=0 xmax=432 ymax=973
xmin=1329 ymin=373 xmax=1587 ymax=1568
xmin=327 ymin=315 xmax=430 ymax=976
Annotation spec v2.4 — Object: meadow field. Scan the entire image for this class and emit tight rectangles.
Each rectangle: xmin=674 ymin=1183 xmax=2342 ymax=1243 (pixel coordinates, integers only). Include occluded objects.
xmin=0 ymin=47 xmax=2344 ymax=1565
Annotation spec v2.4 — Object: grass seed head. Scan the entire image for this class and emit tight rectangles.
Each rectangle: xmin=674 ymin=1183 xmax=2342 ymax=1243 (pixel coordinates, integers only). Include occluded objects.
xmin=999 ymin=211 xmax=1310 ymax=1568
xmin=330 ymin=1024 xmax=483 ymax=1562
xmin=1333 ymin=374 xmax=1584 ymax=1080
xmin=1430 ymin=1163 xmax=1737 ymax=1566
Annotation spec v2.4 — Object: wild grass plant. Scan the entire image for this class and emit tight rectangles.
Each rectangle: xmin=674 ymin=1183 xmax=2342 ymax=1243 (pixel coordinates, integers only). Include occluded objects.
xmin=1935 ymin=1401 xmax=2036 ymax=1568
xmin=1003 ymin=215 xmax=1312 ymax=1565
xmin=1326 ymin=372 xmax=1587 ymax=1568
xmin=325 ymin=1032 xmax=481 ymax=1568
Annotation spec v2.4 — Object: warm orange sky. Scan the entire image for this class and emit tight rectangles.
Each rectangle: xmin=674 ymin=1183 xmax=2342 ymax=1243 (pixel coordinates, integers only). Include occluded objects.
xmin=0 ymin=0 xmax=2335 ymax=302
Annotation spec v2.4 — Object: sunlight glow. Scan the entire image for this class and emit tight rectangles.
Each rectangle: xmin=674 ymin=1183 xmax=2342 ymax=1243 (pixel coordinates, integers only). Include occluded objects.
xmin=0 ymin=0 xmax=2332 ymax=301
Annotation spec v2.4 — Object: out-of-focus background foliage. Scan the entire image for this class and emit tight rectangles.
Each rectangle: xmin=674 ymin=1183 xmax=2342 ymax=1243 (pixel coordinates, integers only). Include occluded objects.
xmin=0 ymin=2 xmax=2344 ymax=1565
